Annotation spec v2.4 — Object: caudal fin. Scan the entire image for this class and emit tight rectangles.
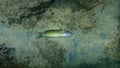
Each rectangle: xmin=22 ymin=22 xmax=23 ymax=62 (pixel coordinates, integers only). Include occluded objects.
xmin=35 ymin=32 xmax=43 ymax=39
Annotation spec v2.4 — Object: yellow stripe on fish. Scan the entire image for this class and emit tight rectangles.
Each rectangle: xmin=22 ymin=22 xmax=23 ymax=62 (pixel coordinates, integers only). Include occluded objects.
xmin=36 ymin=29 xmax=72 ymax=38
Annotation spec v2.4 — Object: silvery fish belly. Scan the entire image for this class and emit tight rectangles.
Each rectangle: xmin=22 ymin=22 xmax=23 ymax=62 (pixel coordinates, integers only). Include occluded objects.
xmin=37 ymin=29 xmax=73 ymax=38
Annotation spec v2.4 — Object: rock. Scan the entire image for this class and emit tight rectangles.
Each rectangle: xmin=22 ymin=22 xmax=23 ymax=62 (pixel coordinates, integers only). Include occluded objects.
xmin=0 ymin=43 xmax=15 ymax=68
xmin=72 ymin=0 xmax=100 ymax=10
xmin=37 ymin=40 xmax=66 ymax=68
xmin=0 ymin=0 xmax=55 ymax=28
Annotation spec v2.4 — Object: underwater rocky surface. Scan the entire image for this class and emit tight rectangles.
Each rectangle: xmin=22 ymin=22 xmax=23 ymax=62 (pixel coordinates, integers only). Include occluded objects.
xmin=0 ymin=0 xmax=55 ymax=29
xmin=0 ymin=0 xmax=120 ymax=68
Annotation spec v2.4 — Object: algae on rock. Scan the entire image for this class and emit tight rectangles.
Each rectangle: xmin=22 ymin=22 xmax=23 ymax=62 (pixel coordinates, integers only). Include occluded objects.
xmin=36 ymin=40 xmax=66 ymax=68
xmin=0 ymin=0 xmax=55 ymax=29
xmin=72 ymin=0 xmax=100 ymax=10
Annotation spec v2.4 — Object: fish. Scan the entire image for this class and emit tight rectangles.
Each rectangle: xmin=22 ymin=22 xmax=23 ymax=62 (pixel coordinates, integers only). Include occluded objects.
xmin=36 ymin=29 xmax=73 ymax=38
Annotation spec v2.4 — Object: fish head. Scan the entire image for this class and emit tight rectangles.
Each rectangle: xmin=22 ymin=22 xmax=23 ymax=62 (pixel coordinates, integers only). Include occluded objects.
xmin=64 ymin=31 xmax=73 ymax=37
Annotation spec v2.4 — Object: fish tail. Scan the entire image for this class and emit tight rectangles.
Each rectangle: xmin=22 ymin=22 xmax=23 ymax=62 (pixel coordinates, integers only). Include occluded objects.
xmin=36 ymin=32 xmax=43 ymax=39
